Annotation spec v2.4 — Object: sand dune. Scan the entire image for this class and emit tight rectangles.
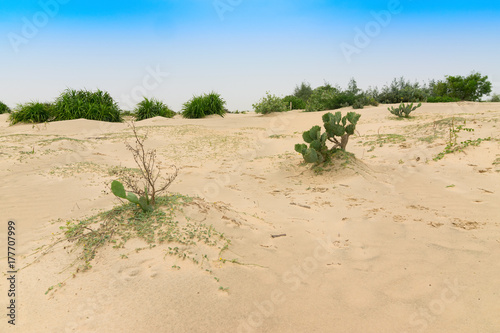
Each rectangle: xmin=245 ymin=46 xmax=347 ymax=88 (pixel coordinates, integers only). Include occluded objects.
xmin=1 ymin=103 xmax=499 ymax=332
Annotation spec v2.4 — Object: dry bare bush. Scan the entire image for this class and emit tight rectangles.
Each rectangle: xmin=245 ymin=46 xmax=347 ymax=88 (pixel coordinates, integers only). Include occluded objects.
xmin=113 ymin=121 xmax=177 ymax=208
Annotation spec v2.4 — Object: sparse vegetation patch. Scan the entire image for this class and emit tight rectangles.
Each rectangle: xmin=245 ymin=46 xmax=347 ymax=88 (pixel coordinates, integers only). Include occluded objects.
xmin=434 ymin=118 xmax=491 ymax=160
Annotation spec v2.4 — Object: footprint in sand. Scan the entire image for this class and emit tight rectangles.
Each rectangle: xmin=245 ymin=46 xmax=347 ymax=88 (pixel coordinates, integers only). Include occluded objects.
xmin=118 ymin=267 xmax=141 ymax=282
xmin=118 ymin=259 xmax=159 ymax=281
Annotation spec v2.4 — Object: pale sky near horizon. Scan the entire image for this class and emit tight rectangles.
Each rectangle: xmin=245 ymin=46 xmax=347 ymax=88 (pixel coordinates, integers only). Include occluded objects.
xmin=1 ymin=0 xmax=499 ymax=112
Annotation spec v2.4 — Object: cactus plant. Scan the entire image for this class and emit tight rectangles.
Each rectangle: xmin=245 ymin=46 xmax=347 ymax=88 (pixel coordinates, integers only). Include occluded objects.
xmin=388 ymin=102 xmax=422 ymax=118
xmin=295 ymin=111 xmax=361 ymax=164
xmin=111 ymin=180 xmax=153 ymax=212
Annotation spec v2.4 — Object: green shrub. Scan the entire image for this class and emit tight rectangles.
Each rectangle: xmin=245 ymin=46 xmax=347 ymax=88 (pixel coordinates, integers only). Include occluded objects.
xmin=361 ymin=95 xmax=379 ymax=106
xmin=445 ymin=72 xmax=491 ymax=101
xmin=388 ymin=102 xmax=422 ymax=118
xmin=182 ymin=92 xmax=226 ymax=119
xmin=378 ymin=77 xmax=428 ymax=103
xmin=135 ymin=97 xmax=174 ymax=121
xmin=433 ymin=118 xmax=491 ymax=161
xmin=490 ymin=94 xmax=500 ymax=102
xmin=53 ymin=89 xmax=122 ymax=122
xmin=305 ymin=85 xmax=339 ymax=112
xmin=0 ymin=101 xmax=11 ymax=114
xmin=426 ymin=96 xmax=460 ymax=103
xmin=283 ymin=95 xmax=306 ymax=110
xmin=351 ymin=91 xmax=379 ymax=108
xmin=352 ymin=99 xmax=365 ymax=109
xmin=305 ymin=87 xmax=358 ymax=112
xmin=9 ymin=102 xmax=54 ymax=124
xmin=295 ymin=111 xmax=361 ymax=164
xmin=252 ymin=92 xmax=287 ymax=114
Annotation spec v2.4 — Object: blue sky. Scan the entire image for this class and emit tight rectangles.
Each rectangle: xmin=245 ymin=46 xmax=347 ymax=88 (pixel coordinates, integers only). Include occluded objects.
xmin=1 ymin=0 xmax=499 ymax=111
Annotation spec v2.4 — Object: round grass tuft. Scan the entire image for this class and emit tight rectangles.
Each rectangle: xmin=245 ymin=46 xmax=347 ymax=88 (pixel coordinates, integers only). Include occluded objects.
xmin=9 ymin=102 xmax=54 ymax=124
xmin=182 ymin=92 xmax=226 ymax=119
xmin=135 ymin=97 xmax=175 ymax=121
xmin=53 ymin=88 xmax=122 ymax=122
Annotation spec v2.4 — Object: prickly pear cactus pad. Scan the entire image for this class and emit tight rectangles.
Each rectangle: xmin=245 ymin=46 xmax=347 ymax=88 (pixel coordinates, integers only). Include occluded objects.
xmin=295 ymin=111 xmax=361 ymax=164
xmin=388 ymin=102 xmax=422 ymax=117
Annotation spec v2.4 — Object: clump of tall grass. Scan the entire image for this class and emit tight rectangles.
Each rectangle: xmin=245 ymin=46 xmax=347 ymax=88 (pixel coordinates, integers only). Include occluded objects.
xmin=182 ymin=92 xmax=226 ymax=119
xmin=9 ymin=102 xmax=54 ymax=124
xmin=0 ymin=101 xmax=11 ymax=114
xmin=135 ymin=97 xmax=175 ymax=121
xmin=204 ymin=92 xmax=226 ymax=117
xmin=53 ymin=89 xmax=122 ymax=122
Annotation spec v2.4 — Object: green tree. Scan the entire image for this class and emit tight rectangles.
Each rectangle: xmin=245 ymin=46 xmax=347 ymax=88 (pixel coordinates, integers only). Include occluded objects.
xmin=429 ymin=79 xmax=449 ymax=97
xmin=445 ymin=72 xmax=492 ymax=101
xmin=346 ymin=78 xmax=361 ymax=96
xmin=293 ymin=81 xmax=313 ymax=103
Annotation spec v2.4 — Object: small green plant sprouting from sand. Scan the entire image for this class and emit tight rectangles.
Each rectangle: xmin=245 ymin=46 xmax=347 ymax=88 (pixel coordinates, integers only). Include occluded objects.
xmin=295 ymin=111 xmax=361 ymax=164
xmin=388 ymin=102 xmax=422 ymax=118
xmin=219 ymin=286 xmax=229 ymax=292
xmin=493 ymin=156 xmax=500 ymax=172
xmin=433 ymin=117 xmax=491 ymax=161
xmin=362 ymin=133 xmax=406 ymax=148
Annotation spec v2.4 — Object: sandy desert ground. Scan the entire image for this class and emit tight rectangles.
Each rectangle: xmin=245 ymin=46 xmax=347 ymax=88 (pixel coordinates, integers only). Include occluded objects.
xmin=1 ymin=102 xmax=499 ymax=333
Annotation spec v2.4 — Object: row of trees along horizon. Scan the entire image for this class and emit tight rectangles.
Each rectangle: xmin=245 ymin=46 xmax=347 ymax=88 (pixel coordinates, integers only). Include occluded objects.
xmin=1 ymin=72 xmax=498 ymax=123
